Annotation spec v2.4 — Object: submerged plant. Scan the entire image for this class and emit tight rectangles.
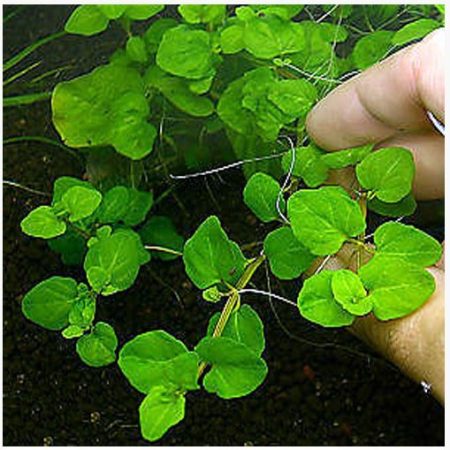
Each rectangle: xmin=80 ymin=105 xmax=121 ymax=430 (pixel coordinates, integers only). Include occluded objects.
xmin=18 ymin=4 xmax=444 ymax=443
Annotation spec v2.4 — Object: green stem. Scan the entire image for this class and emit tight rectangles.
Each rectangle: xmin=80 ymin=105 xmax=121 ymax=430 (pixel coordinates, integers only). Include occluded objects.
xmin=197 ymin=255 xmax=266 ymax=378
xmin=144 ymin=245 xmax=183 ymax=257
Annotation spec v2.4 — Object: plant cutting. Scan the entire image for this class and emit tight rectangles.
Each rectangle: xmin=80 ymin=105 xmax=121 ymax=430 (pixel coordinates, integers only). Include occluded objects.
xmin=17 ymin=4 xmax=444 ymax=444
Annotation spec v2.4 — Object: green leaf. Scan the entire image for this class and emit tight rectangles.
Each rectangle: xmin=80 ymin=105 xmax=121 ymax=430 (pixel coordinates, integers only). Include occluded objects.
xmin=188 ymin=76 xmax=213 ymax=95
xmin=144 ymin=18 xmax=178 ymax=53
xmin=139 ymin=216 xmax=184 ymax=261
xmin=392 ymin=19 xmax=441 ymax=46
xmin=281 ymin=145 xmax=328 ymax=188
xmin=267 ymin=79 xmax=317 ymax=119
xmin=178 ymin=5 xmax=226 ymax=24
xmin=156 ymin=25 xmax=216 ymax=80
xmin=183 ymin=216 xmax=246 ymax=289
xmin=122 ymin=188 xmax=153 ymax=226
xmin=297 ymin=271 xmax=354 ymax=327
xmin=62 ymin=324 xmax=85 ymax=339
xmin=264 ymin=226 xmax=316 ymax=280
xmin=52 ymin=64 xmax=156 ymax=160
xmin=86 ymin=266 xmax=110 ymax=294
xmin=287 ymin=186 xmax=366 ymax=256
xmin=48 ymin=229 xmax=86 ymax=265
xmin=331 ymin=270 xmax=372 ymax=316
xmin=22 ymin=276 xmax=78 ymax=330
xmin=118 ymin=330 xmax=196 ymax=394
xmin=65 ymin=5 xmax=109 ymax=36
xmin=207 ymin=305 xmax=265 ymax=356
xmin=243 ymin=172 xmax=284 ymax=222
xmin=76 ymin=322 xmax=118 ymax=367
xmin=139 ymin=386 xmax=185 ymax=442
xmin=84 ymin=229 xmax=142 ymax=295
xmin=61 ymin=186 xmax=102 ymax=222
xmin=145 ymin=66 xmax=214 ymax=117
xmin=352 ymin=31 xmax=394 ymax=70
xmin=124 ymin=5 xmax=164 ymax=20
xmin=96 ymin=186 xmax=129 ymax=224
xmin=52 ymin=176 xmax=96 ymax=204
xmin=126 ymin=36 xmax=148 ymax=64
xmin=367 ymin=193 xmax=417 ymax=218
xmin=243 ymin=15 xmax=305 ymax=59
xmin=220 ymin=24 xmax=245 ymax=54
xmin=195 ymin=336 xmax=268 ymax=399
xmin=321 ymin=143 xmax=373 ymax=169
xmin=359 ymin=255 xmax=436 ymax=320
xmin=356 ymin=147 xmax=415 ymax=203
xmin=21 ymin=206 xmax=66 ymax=239
xmin=374 ymin=221 xmax=442 ymax=267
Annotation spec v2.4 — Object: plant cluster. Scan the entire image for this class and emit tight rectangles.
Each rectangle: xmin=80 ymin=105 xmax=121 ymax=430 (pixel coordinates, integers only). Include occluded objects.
xmin=19 ymin=4 xmax=444 ymax=443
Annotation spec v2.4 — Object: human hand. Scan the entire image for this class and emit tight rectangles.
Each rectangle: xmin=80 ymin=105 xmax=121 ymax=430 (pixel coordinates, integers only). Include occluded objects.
xmin=305 ymin=29 xmax=445 ymax=404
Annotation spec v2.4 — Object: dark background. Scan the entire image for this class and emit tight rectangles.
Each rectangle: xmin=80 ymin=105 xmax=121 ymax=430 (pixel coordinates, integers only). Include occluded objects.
xmin=3 ymin=5 xmax=444 ymax=445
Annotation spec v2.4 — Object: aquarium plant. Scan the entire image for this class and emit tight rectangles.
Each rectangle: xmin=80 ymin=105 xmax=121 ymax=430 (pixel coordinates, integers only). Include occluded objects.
xmin=19 ymin=4 xmax=444 ymax=443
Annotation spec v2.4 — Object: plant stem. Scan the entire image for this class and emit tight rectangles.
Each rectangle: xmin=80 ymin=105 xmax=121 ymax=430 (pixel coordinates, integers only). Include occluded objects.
xmin=144 ymin=245 xmax=183 ymax=257
xmin=197 ymin=255 xmax=266 ymax=378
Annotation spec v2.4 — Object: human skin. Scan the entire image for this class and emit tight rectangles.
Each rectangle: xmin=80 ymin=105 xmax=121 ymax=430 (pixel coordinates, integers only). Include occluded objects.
xmin=305 ymin=29 xmax=445 ymax=404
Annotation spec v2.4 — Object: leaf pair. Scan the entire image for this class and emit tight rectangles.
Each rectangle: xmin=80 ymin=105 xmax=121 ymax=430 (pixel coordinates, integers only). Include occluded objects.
xmin=22 ymin=276 xmax=118 ymax=366
xmin=21 ymin=181 xmax=102 ymax=239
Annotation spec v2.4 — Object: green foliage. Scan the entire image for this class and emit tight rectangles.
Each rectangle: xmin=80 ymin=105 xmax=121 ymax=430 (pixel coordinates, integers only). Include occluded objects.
xmin=353 ymin=31 xmax=394 ymax=70
xmin=76 ymin=322 xmax=118 ymax=367
xmin=195 ymin=336 xmax=268 ymax=399
xmin=60 ymin=186 xmax=102 ymax=222
xmin=368 ymin=193 xmax=417 ymax=218
xmin=178 ymin=5 xmax=226 ymax=25
xmin=183 ymin=216 xmax=246 ymax=289
xmin=21 ymin=206 xmax=66 ymax=239
xmin=22 ymin=276 xmax=78 ymax=330
xmin=359 ymin=256 xmax=435 ymax=320
xmin=373 ymin=222 xmax=442 ymax=267
xmin=243 ymin=172 xmax=284 ymax=222
xmin=288 ymin=186 xmax=366 ymax=256
xmin=52 ymin=64 xmax=156 ymax=160
xmin=392 ymin=19 xmax=441 ymax=46
xmin=297 ymin=271 xmax=355 ymax=327
xmin=264 ymin=226 xmax=315 ymax=280
xmin=356 ymin=147 xmax=415 ymax=203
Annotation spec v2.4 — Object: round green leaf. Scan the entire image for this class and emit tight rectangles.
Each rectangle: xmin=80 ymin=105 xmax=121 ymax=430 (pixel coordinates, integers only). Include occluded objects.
xmin=374 ymin=221 xmax=442 ymax=267
xmin=264 ymin=226 xmax=316 ymax=280
xmin=96 ymin=186 xmax=130 ymax=224
xmin=392 ymin=19 xmax=440 ymax=46
xmin=52 ymin=64 xmax=156 ymax=160
xmin=143 ymin=18 xmax=178 ymax=53
xmin=65 ymin=5 xmax=109 ymax=36
xmin=353 ymin=30 xmax=394 ymax=70
xmin=298 ymin=271 xmax=355 ymax=327
xmin=367 ymin=193 xmax=417 ymax=218
xmin=121 ymin=188 xmax=153 ymax=226
xmin=195 ymin=336 xmax=268 ymax=399
xmin=202 ymin=286 xmax=222 ymax=303
xmin=178 ymin=5 xmax=226 ymax=24
xmin=118 ymin=330 xmax=189 ymax=394
xmin=97 ymin=5 xmax=126 ymax=19
xmin=331 ymin=270 xmax=372 ymax=316
xmin=359 ymin=255 xmax=436 ymax=320
xmin=321 ymin=143 xmax=373 ymax=169
xmin=21 ymin=206 xmax=66 ymax=239
xmin=287 ymin=186 xmax=366 ymax=256
xmin=243 ymin=172 xmax=284 ymax=222
xmin=156 ymin=25 xmax=215 ymax=80
xmin=124 ymin=5 xmax=164 ymax=20
xmin=62 ymin=324 xmax=85 ymax=339
xmin=126 ymin=36 xmax=148 ymax=63
xmin=206 ymin=305 xmax=265 ymax=356
xmin=76 ymin=322 xmax=118 ymax=367
xmin=183 ymin=216 xmax=246 ymax=289
xmin=220 ymin=24 xmax=245 ymax=54
xmin=52 ymin=176 xmax=97 ymax=204
xmin=22 ymin=276 xmax=78 ymax=330
xmin=61 ymin=186 xmax=102 ymax=222
xmin=139 ymin=386 xmax=185 ymax=442
xmin=356 ymin=147 xmax=415 ymax=203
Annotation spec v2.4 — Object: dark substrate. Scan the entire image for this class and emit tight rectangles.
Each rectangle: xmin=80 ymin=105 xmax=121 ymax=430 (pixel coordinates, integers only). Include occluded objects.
xmin=3 ymin=5 xmax=444 ymax=446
